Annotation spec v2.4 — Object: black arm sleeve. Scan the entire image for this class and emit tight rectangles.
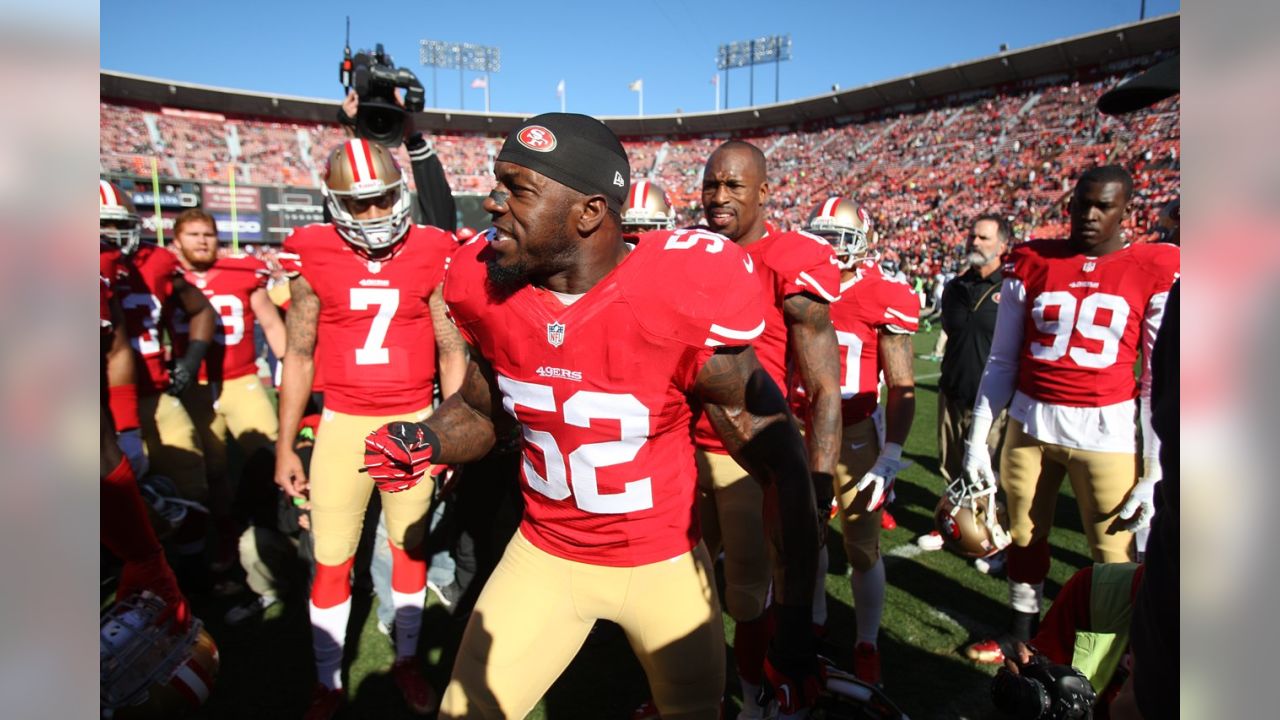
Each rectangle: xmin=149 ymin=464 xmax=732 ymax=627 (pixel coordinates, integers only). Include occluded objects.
xmin=406 ymin=133 xmax=457 ymax=231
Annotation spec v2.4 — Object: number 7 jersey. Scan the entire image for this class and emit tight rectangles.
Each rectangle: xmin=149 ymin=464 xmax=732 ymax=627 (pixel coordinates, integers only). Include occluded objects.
xmin=1006 ymin=239 xmax=1179 ymax=407
xmin=280 ymin=223 xmax=456 ymax=415
xmin=444 ymin=229 xmax=767 ymax=567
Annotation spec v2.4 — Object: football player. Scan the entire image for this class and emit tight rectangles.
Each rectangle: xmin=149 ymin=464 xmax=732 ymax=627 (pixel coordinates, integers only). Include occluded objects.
xmin=962 ymin=166 xmax=1179 ymax=664
xmin=621 ymin=179 xmax=676 ymax=235
xmin=170 ymin=209 xmax=286 ymax=563
xmin=797 ymin=197 xmax=918 ymax=685
xmin=362 ymin=114 xmax=821 ymax=720
xmin=100 ymin=180 xmax=216 ymax=512
xmin=272 ymin=139 xmax=465 ymax=719
xmin=697 ymin=141 xmax=843 ymax=717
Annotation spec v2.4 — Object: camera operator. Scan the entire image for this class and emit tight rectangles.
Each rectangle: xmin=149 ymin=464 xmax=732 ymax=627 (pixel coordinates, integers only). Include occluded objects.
xmin=991 ymin=562 xmax=1145 ymax=719
xmin=338 ymin=90 xmax=457 ymax=232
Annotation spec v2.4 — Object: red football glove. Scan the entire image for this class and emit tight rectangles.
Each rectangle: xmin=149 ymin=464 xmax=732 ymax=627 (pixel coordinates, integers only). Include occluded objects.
xmin=364 ymin=422 xmax=437 ymax=493
xmin=117 ymin=552 xmax=191 ymax=633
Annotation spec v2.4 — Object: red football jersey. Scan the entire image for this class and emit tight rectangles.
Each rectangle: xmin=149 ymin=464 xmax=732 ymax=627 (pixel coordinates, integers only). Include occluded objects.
xmin=445 ymin=228 xmax=767 ymax=567
xmin=171 ymin=255 xmax=270 ymax=382
xmin=694 ymin=225 xmax=842 ymax=452
xmin=795 ymin=260 xmax=920 ymax=425
xmin=281 ymin=224 xmax=454 ymax=415
xmin=1005 ymin=239 xmax=1179 ymax=407
xmin=99 ymin=244 xmax=126 ymax=335
xmin=113 ymin=243 xmax=182 ymax=395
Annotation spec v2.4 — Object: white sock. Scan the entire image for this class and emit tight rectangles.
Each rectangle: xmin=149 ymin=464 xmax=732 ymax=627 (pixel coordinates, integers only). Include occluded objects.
xmin=812 ymin=545 xmax=829 ymax=627
xmin=392 ymin=587 xmax=427 ymax=659
xmin=850 ymin=558 xmax=885 ymax=646
xmin=309 ymin=597 xmax=351 ymax=690
xmin=1009 ymin=580 xmax=1044 ymax=614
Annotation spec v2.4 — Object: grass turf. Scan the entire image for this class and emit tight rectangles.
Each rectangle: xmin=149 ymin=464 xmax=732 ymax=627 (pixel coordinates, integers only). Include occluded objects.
xmin=179 ymin=327 xmax=1094 ymax=720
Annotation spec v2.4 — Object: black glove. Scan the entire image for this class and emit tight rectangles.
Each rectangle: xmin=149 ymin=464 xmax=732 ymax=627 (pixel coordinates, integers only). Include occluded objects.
xmin=764 ymin=604 xmax=822 ymax=714
xmin=812 ymin=471 xmax=835 ymax=523
xmin=167 ymin=340 xmax=209 ymax=396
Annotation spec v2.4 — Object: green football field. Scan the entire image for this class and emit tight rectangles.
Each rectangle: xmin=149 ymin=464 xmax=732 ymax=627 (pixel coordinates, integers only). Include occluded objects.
xmin=184 ymin=326 xmax=1095 ymax=720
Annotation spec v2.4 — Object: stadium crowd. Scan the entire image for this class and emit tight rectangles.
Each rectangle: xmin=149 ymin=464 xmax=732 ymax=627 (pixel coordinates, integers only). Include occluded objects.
xmin=99 ymin=57 xmax=1179 ymax=720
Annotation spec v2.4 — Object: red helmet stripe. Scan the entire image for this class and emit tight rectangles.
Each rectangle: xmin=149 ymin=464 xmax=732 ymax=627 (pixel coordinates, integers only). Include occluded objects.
xmin=631 ymin=180 xmax=648 ymax=209
xmin=361 ymin=139 xmax=378 ymax=180
xmin=343 ymin=141 xmax=361 ymax=182
xmin=100 ymin=180 xmax=116 ymax=206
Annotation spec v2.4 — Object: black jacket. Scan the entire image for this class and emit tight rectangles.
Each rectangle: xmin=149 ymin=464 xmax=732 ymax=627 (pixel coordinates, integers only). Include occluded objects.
xmin=938 ymin=267 xmax=1003 ymax=407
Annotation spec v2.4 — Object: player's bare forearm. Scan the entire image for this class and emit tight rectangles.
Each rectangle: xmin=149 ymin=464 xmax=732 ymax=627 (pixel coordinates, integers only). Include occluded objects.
xmin=785 ymin=293 xmax=841 ymax=475
xmin=430 ymin=285 xmax=468 ymax=397
xmin=173 ymin=276 xmax=216 ymax=344
xmin=696 ymin=347 xmax=817 ymax=607
xmin=422 ymin=355 xmax=500 ymax=464
xmin=277 ymin=277 xmax=318 ymax=451
xmin=250 ymin=288 xmax=288 ymax=359
xmin=105 ymin=295 xmax=135 ymax=388
xmin=878 ymin=331 xmax=916 ymax=447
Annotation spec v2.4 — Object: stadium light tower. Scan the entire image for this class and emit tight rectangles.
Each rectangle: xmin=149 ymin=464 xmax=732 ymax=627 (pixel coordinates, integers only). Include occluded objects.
xmin=420 ymin=40 xmax=501 ymax=110
xmin=717 ymin=34 xmax=791 ymax=108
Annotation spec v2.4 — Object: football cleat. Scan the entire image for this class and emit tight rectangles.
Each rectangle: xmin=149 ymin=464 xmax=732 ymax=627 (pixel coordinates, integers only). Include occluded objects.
xmin=915 ymin=531 xmax=945 ymax=551
xmin=302 ymin=683 xmax=346 ymax=720
xmin=622 ymin=179 xmax=676 ymax=232
xmin=100 ymin=180 xmax=143 ymax=255
xmin=322 ymin=138 xmax=413 ymax=252
xmin=879 ymin=510 xmax=897 ymax=531
xmin=852 ymin=642 xmax=882 ymax=687
xmin=964 ymin=638 xmax=1006 ymax=665
xmin=392 ymin=658 xmax=439 ymax=715
xmin=803 ymin=197 xmax=873 ymax=269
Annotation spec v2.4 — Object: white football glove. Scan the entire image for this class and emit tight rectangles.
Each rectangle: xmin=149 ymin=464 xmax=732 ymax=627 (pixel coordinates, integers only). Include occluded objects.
xmin=855 ymin=443 xmax=905 ymax=512
xmin=1116 ymin=476 xmax=1159 ymax=533
xmin=962 ymin=414 xmax=997 ymax=494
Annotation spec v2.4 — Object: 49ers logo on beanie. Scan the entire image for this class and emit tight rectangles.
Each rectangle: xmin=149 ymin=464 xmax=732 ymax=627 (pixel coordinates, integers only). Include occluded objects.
xmin=517 ymin=126 xmax=557 ymax=152
xmin=498 ymin=113 xmax=630 ymax=213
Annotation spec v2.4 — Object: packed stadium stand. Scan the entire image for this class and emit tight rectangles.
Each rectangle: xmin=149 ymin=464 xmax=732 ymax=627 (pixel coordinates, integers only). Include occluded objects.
xmin=100 ymin=16 xmax=1178 ymax=283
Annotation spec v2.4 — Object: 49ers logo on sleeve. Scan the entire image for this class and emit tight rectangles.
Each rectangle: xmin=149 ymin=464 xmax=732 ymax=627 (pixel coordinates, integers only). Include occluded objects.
xmin=517 ymin=126 xmax=557 ymax=152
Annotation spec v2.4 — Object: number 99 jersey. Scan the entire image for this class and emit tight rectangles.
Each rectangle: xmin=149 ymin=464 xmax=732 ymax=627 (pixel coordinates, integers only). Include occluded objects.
xmin=281 ymin=223 xmax=456 ymax=415
xmin=1006 ymin=239 xmax=1179 ymax=407
xmin=444 ymin=229 xmax=767 ymax=567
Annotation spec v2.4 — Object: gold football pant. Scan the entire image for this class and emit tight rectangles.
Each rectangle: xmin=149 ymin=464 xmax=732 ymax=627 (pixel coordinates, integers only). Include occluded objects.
xmin=832 ymin=417 xmax=886 ymax=572
xmin=138 ymin=392 xmax=207 ymax=504
xmin=309 ymin=406 xmax=434 ymax=565
xmin=695 ymin=449 xmax=771 ymax=621
xmin=183 ymin=373 xmax=280 ymax=478
xmin=1000 ymin=420 xmax=1138 ymax=563
xmin=439 ymin=531 xmax=724 ymax=720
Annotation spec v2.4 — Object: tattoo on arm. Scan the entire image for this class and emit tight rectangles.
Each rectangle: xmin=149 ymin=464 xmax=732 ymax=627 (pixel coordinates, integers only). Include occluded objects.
xmin=424 ymin=348 xmax=504 ymax=464
xmin=430 ymin=284 xmax=468 ymax=397
xmin=285 ymin=276 xmax=319 ymax=358
xmin=784 ymin=293 xmax=841 ymax=475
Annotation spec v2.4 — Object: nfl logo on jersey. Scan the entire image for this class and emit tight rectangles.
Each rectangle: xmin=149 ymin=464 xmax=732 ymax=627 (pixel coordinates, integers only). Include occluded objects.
xmin=546 ymin=321 xmax=566 ymax=347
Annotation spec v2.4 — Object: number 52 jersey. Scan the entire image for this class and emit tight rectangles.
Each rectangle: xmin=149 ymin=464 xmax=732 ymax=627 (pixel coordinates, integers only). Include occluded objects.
xmin=281 ymin=223 xmax=456 ymax=415
xmin=444 ymin=229 xmax=766 ymax=567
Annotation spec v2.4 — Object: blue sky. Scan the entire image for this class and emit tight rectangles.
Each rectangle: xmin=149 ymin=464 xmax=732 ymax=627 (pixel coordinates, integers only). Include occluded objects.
xmin=101 ymin=0 xmax=1179 ymax=117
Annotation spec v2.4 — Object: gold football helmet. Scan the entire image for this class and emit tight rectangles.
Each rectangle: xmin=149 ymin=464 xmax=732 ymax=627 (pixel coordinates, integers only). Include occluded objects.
xmin=803 ymin=196 xmax=872 ymax=268
xmin=101 ymin=592 xmax=219 ymax=719
xmin=934 ymin=477 xmax=1012 ymax=559
xmin=100 ymin=180 xmax=143 ymax=255
xmin=322 ymin=138 xmax=412 ymax=251
xmin=621 ymin=179 xmax=675 ymax=232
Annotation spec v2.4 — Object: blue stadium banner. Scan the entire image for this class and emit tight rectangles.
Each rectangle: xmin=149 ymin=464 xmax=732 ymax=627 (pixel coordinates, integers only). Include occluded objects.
xmin=212 ymin=212 xmax=263 ymax=241
xmin=117 ymin=178 xmax=201 ymax=210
